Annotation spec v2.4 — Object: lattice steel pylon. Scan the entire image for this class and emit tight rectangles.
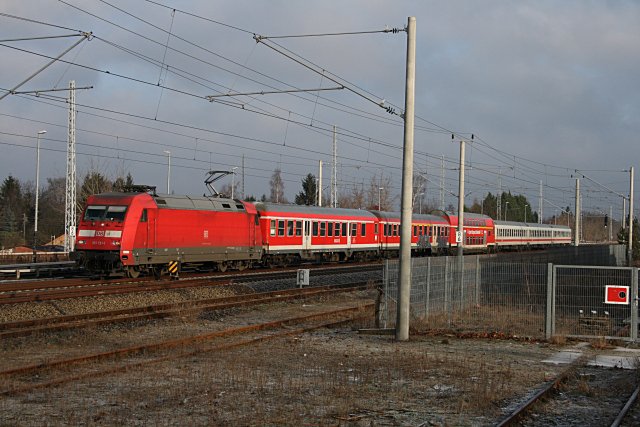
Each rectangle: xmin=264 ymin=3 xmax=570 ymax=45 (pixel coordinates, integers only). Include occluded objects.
xmin=64 ymin=80 xmax=77 ymax=252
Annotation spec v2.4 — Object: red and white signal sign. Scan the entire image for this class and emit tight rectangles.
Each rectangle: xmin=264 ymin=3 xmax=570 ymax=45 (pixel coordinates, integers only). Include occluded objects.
xmin=605 ymin=285 xmax=629 ymax=305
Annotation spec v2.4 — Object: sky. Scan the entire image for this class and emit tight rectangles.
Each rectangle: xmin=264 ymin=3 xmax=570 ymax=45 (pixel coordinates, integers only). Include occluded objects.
xmin=1 ymin=0 xmax=639 ymax=221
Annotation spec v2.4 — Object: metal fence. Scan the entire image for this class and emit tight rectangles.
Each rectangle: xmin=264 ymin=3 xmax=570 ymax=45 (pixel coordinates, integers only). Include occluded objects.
xmin=552 ymin=265 xmax=638 ymax=341
xmin=382 ymin=245 xmax=638 ymax=341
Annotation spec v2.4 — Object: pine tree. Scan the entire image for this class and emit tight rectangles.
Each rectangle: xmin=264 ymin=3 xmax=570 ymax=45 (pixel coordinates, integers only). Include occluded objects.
xmin=294 ymin=174 xmax=316 ymax=205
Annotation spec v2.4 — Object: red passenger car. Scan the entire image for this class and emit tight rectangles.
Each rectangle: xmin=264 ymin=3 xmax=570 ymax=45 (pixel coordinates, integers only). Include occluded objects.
xmin=254 ymin=203 xmax=380 ymax=265
xmin=371 ymin=211 xmax=450 ymax=256
xmin=436 ymin=211 xmax=496 ymax=253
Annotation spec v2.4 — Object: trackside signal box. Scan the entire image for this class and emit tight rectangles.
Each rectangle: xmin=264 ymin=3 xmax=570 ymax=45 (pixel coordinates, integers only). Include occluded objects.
xmin=297 ymin=269 xmax=310 ymax=287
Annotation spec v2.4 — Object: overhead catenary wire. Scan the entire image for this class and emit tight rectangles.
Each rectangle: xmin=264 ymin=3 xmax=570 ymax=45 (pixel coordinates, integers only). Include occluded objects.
xmin=1 ymin=5 xmax=633 ymax=212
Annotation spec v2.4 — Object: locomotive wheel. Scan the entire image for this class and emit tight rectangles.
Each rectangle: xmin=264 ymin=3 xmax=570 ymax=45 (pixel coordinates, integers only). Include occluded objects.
xmin=236 ymin=261 xmax=248 ymax=271
xmin=126 ymin=266 xmax=141 ymax=278
xmin=218 ymin=262 xmax=228 ymax=273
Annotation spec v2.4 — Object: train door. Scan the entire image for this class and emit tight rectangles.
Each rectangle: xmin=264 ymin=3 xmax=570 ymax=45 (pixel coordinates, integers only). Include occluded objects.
xmin=249 ymin=214 xmax=257 ymax=247
xmin=146 ymin=208 xmax=156 ymax=253
xmin=303 ymin=220 xmax=311 ymax=250
xmin=346 ymin=222 xmax=352 ymax=250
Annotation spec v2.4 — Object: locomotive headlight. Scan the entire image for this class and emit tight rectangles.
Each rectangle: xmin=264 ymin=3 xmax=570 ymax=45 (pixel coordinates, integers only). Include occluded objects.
xmin=78 ymin=240 xmax=86 ymax=245
xmin=112 ymin=240 xmax=121 ymax=246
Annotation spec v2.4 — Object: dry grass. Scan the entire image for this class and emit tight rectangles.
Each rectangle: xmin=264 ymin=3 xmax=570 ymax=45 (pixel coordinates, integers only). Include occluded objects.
xmin=0 ymin=323 xmax=561 ymax=426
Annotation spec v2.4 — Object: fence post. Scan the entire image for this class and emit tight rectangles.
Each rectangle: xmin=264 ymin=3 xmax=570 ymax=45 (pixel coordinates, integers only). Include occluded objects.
xmin=545 ymin=263 xmax=554 ymax=340
xmin=383 ymin=259 xmax=389 ymax=329
xmin=425 ymin=257 xmax=431 ymax=318
xmin=459 ymin=255 xmax=465 ymax=311
xmin=632 ymin=267 xmax=638 ymax=342
xmin=475 ymin=255 xmax=481 ymax=306
xmin=444 ymin=256 xmax=450 ymax=326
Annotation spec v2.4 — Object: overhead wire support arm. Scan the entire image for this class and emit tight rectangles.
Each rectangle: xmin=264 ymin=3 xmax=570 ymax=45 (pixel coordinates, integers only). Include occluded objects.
xmin=0 ymin=34 xmax=84 ymax=43
xmin=0 ymin=31 xmax=92 ymax=102
xmin=11 ymin=86 xmax=94 ymax=95
xmin=573 ymin=169 xmax=628 ymax=199
xmin=252 ymin=26 xmax=405 ymax=40
xmin=253 ymin=33 xmax=403 ymax=116
xmin=206 ymin=85 xmax=344 ymax=100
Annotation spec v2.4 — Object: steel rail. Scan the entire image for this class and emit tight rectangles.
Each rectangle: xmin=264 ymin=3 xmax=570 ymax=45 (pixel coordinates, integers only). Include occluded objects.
xmin=610 ymin=383 xmax=640 ymax=427
xmin=496 ymin=354 xmax=591 ymax=426
xmin=0 ymin=264 xmax=381 ymax=303
xmin=0 ymin=304 xmax=373 ymax=395
xmin=0 ymin=282 xmax=371 ymax=339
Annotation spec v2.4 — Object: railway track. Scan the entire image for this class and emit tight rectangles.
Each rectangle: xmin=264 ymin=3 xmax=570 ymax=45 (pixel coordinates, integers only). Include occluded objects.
xmin=497 ymin=350 xmax=639 ymax=426
xmin=0 ymin=302 xmax=373 ymax=396
xmin=0 ymin=282 xmax=371 ymax=339
xmin=0 ymin=263 xmax=381 ymax=304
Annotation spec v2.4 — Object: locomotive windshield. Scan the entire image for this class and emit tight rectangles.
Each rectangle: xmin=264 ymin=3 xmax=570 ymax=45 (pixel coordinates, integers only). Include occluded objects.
xmin=83 ymin=205 xmax=128 ymax=222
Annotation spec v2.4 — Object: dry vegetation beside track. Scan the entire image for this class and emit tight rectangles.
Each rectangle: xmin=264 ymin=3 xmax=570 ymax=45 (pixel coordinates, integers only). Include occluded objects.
xmin=0 ymin=285 xmax=636 ymax=425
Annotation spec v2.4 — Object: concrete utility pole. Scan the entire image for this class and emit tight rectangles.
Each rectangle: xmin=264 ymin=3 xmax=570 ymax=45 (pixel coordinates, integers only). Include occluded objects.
xmin=164 ymin=150 xmax=171 ymax=194
xmin=456 ymin=136 xmax=467 ymax=258
xmin=539 ymin=180 xmax=543 ymax=224
xmin=574 ymin=178 xmax=580 ymax=246
xmin=317 ymin=160 xmax=322 ymax=206
xmin=64 ymin=80 xmax=77 ymax=253
xmin=629 ymin=166 xmax=634 ymax=265
xmin=33 ymin=130 xmax=47 ymax=262
xmin=609 ymin=205 xmax=613 ymax=242
xmin=497 ymin=168 xmax=502 ymax=221
xmin=396 ymin=16 xmax=416 ymax=342
xmin=332 ymin=126 xmax=337 ymax=208
xmin=440 ymin=155 xmax=445 ymax=211
xmin=623 ymin=197 xmax=627 ymax=230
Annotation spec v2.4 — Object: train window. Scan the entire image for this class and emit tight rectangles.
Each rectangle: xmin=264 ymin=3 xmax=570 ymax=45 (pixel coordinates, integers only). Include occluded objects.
xmin=361 ymin=223 xmax=366 ymax=236
xmin=140 ymin=209 xmax=147 ymax=223
xmin=320 ymin=222 xmax=326 ymax=237
xmin=235 ymin=204 xmax=244 ymax=210
xmin=335 ymin=222 xmax=340 ymax=236
xmin=295 ymin=221 xmax=302 ymax=236
xmin=342 ymin=223 xmax=347 ymax=237
xmin=313 ymin=222 xmax=319 ymax=236
xmin=270 ymin=220 xmax=276 ymax=236
xmin=85 ymin=206 xmax=107 ymax=220
xmin=413 ymin=225 xmax=417 ymax=237
xmin=351 ymin=223 xmax=357 ymax=237
xmin=255 ymin=215 xmax=260 ymax=226
xmin=278 ymin=220 xmax=285 ymax=236
xmin=393 ymin=224 xmax=398 ymax=236
xmin=328 ymin=222 xmax=334 ymax=236
xmin=375 ymin=223 xmax=379 ymax=234
xmin=105 ymin=206 xmax=127 ymax=221
xmin=222 ymin=203 xmax=231 ymax=209
xmin=287 ymin=220 xmax=294 ymax=236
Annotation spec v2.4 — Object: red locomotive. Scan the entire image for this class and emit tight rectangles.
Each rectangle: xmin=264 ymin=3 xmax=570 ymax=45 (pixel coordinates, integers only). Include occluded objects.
xmin=72 ymin=190 xmax=262 ymax=277
xmin=72 ymin=187 xmax=572 ymax=277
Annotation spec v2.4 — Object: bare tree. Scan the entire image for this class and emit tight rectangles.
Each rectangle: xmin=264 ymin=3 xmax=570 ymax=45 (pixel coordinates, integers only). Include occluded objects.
xmin=269 ymin=168 xmax=286 ymax=203
xmin=338 ymin=182 xmax=365 ymax=209
xmin=365 ymin=172 xmax=395 ymax=211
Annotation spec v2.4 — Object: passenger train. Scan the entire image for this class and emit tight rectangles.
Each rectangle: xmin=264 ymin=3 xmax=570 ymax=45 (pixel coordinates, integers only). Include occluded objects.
xmin=71 ymin=189 xmax=572 ymax=277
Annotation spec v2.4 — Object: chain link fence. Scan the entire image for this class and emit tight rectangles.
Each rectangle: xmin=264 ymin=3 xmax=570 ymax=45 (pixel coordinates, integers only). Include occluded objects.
xmin=382 ymin=245 xmax=637 ymax=341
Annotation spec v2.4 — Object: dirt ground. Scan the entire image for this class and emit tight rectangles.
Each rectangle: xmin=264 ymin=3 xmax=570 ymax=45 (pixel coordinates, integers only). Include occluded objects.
xmin=0 ymin=289 xmax=636 ymax=426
